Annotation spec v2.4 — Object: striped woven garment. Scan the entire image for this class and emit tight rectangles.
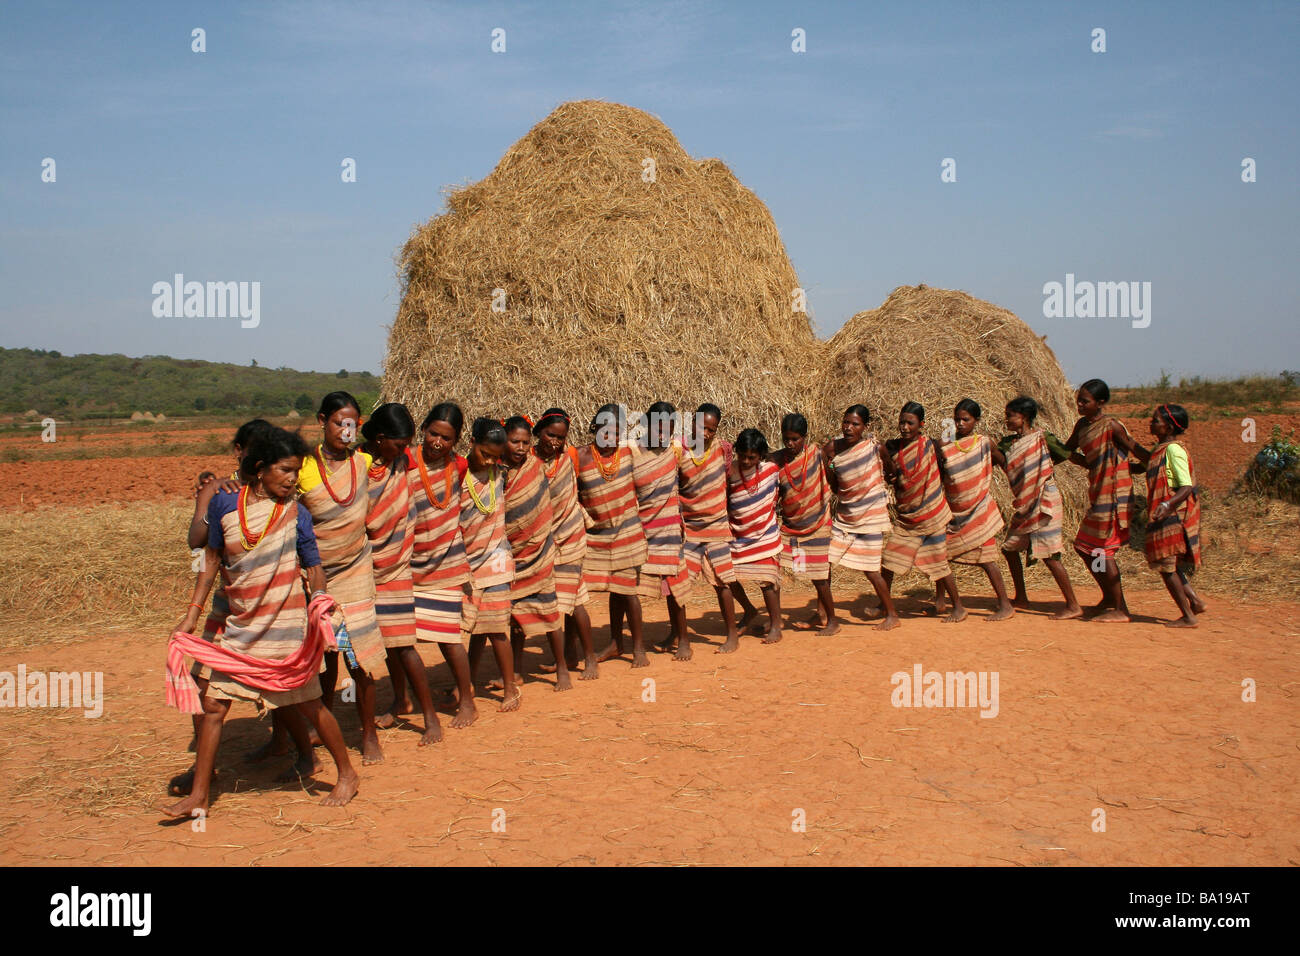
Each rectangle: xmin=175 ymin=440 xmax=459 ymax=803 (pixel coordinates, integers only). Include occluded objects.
xmin=1144 ymin=441 xmax=1201 ymax=567
xmin=940 ymin=435 xmax=1004 ymax=555
xmin=366 ymin=455 xmax=417 ymax=647
xmin=728 ymin=460 xmax=782 ymax=565
xmin=459 ymin=466 xmax=515 ymax=588
xmin=576 ymin=444 xmax=648 ymax=575
xmin=210 ymin=496 xmax=309 ymax=665
xmin=298 ymin=450 xmax=387 ymax=675
xmin=1002 ymin=428 xmax=1064 ymax=557
xmin=775 ymin=444 xmax=832 ymax=579
xmin=407 ymin=449 xmax=471 ymax=642
xmin=536 ymin=447 xmax=589 ymax=614
xmin=1073 ymin=416 xmax=1133 ymax=558
xmin=504 ymin=452 xmax=559 ymax=599
xmin=674 ymin=438 xmax=733 ymax=543
xmin=891 ymin=437 xmax=953 ymax=534
xmin=630 ymin=443 xmax=688 ymax=581
xmin=829 ymin=437 xmax=890 ymax=534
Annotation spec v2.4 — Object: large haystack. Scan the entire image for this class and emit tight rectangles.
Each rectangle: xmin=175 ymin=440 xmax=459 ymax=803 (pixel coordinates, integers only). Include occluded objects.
xmin=817 ymin=284 xmax=1087 ymax=525
xmin=383 ymin=100 xmax=818 ymax=437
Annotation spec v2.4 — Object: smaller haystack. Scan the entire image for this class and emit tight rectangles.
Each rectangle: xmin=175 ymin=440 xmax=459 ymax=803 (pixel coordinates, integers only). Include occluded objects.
xmin=817 ymin=284 xmax=1086 ymax=523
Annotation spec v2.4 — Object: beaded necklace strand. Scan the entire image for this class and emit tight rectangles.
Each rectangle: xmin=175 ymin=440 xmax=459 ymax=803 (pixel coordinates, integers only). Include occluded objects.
xmin=315 ymin=445 xmax=358 ymax=506
xmin=237 ymin=485 xmax=283 ymax=551
xmin=466 ymin=465 xmax=499 ymax=515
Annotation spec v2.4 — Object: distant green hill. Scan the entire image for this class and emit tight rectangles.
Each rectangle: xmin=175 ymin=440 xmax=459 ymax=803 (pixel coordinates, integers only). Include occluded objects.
xmin=2 ymin=348 xmax=380 ymax=419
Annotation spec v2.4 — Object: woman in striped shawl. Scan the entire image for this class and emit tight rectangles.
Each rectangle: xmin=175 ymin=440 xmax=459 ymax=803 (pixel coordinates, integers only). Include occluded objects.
xmin=502 ymin=416 xmax=571 ymax=691
xmin=294 ymin=393 xmax=390 ymax=767
xmin=727 ymin=428 xmax=784 ymax=646
xmin=406 ymin=403 xmax=479 ymax=728
xmin=991 ymin=396 xmax=1082 ymax=619
xmin=773 ymin=412 xmax=838 ymax=635
xmin=936 ymin=399 xmax=1014 ymax=621
xmin=624 ymin=402 xmax=692 ymax=661
xmin=363 ymin=404 xmax=444 ymax=754
xmin=460 ymin=418 xmax=520 ymax=711
xmin=674 ymin=403 xmax=741 ymax=651
xmin=882 ymin=403 xmax=967 ymax=625
xmin=824 ymin=405 xmax=898 ymax=629
xmin=577 ymin=404 xmax=651 ymax=667
xmin=1125 ymin=404 xmax=1206 ymax=627
xmin=165 ymin=428 xmax=358 ymax=818
xmin=1064 ymin=379 xmax=1137 ymax=623
xmin=532 ymin=408 xmax=599 ymax=679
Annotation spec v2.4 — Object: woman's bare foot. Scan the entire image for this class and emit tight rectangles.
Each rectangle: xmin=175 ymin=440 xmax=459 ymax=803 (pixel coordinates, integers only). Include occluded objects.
xmin=418 ymin=719 xmax=444 ymax=746
xmin=375 ymin=701 xmax=415 ymax=729
xmin=942 ymin=606 xmax=968 ymax=624
xmin=450 ymin=698 xmax=478 ymax=728
xmin=716 ymin=636 xmax=740 ymax=654
xmin=1012 ymin=597 xmax=1033 ymax=611
xmin=737 ymin=607 xmax=757 ymax=633
xmin=792 ymin=614 xmax=825 ymax=632
xmin=580 ymin=656 xmax=600 ymax=680
xmin=486 ymin=675 xmax=524 ymax=691
xmin=761 ymin=627 xmax=782 ymax=645
xmin=651 ymin=636 xmax=675 ymax=653
xmin=276 ymin=750 xmax=324 ymax=782
xmin=1164 ymin=615 xmax=1198 ymax=628
xmin=986 ymin=605 xmax=1015 ymax=622
xmin=554 ymin=670 xmax=574 ymax=690
xmin=1090 ymin=608 xmax=1131 ymax=623
xmin=499 ymin=688 xmax=521 ymax=713
xmin=161 ymin=792 xmax=208 ymax=819
xmin=595 ymin=642 xmax=624 ymax=664
xmin=361 ymin=736 xmax=385 ymax=765
xmin=860 ymin=605 xmax=884 ymax=621
xmin=673 ymin=642 xmax=693 ymax=662
xmin=934 ymin=597 xmax=949 ymax=615
xmin=1190 ymin=597 xmax=1207 ymax=614
xmin=816 ymin=618 xmax=842 ymax=636
xmin=1052 ymin=605 xmax=1084 ymax=620
xmin=874 ymin=615 xmax=901 ymax=631
xmin=320 ymin=769 xmax=359 ymax=807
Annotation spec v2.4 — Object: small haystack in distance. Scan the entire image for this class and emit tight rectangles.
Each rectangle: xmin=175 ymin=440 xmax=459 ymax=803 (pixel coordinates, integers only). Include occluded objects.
xmin=382 ymin=100 xmax=818 ymax=438
xmin=817 ymin=284 xmax=1087 ymax=523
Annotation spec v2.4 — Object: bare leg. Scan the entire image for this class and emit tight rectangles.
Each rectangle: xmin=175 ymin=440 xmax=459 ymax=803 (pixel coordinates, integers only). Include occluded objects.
xmin=1180 ymin=570 xmax=1206 ymax=614
xmin=1045 ymin=556 xmax=1083 ymax=618
xmin=870 ymin=569 xmax=900 ymax=630
xmin=546 ymin=627 xmax=573 ymax=690
xmin=570 ymin=607 xmax=599 ymax=679
xmin=1085 ymin=556 xmax=1130 ymax=622
xmin=437 ymin=640 xmax=478 ymax=728
xmin=668 ymin=594 xmax=691 ymax=661
xmin=596 ymin=594 xmax=626 ymax=663
xmin=715 ymin=584 xmax=740 ymax=653
xmin=393 ymin=645 xmax=443 ymax=745
xmin=163 ymin=693 xmax=230 ymax=818
xmin=488 ymin=634 xmax=520 ymax=712
xmin=812 ymin=579 xmax=840 ymax=634
xmin=376 ymin=649 xmax=412 ymax=728
xmin=1160 ymin=570 xmax=1198 ymax=627
xmin=621 ymin=593 xmax=648 ymax=668
xmin=296 ymin=698 xmax=359 ymax=806
xmin=274 ymin=705 xmax=324 ymax=780
xmin=729 ymin=581 xmax=761 ymax=633
xmin=352 ymin=670 xmax=384 ymax=764
xmin=760 ymin=584 xmax=783 ymax=644
xmin=980 ymin=562 xmax=1015 ymax=621
xmin=1003 ymin=550 xmax=1031 ymax=608
xmin=938 ymin=574 xmax=967 ymax=623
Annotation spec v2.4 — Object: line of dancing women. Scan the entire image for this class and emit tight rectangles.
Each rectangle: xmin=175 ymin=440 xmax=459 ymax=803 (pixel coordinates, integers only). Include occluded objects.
xmin=162 ymin=378 xmax=1203 ymax=814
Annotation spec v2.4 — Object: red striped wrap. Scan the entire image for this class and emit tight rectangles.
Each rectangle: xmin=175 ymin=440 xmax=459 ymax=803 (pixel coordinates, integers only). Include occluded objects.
xmin=1144 ymin=441 xmax=1201 ymax=568
xmin=407 ymin=449 xmax=470 ymax=642
xmin=674 ymin=438 xmax=733 ymax=543
xmin=576 ymin=444 xmax=648 ymax=584
xmin=630 ymin=443 xmax=690 ymax=600
xmin=1002 ymin=428 xmax=1064 ymax=559
xmin=727 ymin=460 xmax=782 ymax=566
xmin=1073 ymin=416 xmax=1133 ymax=559
xmin=775 ymin=445 xmax=832 ymax=579
xmin=537 ymin=447 xmax=589 ymax=613
xmin=366 ymin=456 xmax=417 ymax=648
xmin=940 ymin=435 xmax=1004 ymax=559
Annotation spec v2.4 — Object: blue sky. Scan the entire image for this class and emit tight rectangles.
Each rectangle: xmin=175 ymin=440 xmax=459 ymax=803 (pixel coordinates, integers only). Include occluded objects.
xmin=1 ymin=0 xmax=1296 ymax=385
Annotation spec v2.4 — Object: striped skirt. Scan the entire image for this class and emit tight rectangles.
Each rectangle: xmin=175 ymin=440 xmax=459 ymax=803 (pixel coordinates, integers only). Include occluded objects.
xmin=734 ymin=556 xmax=781 ymax=586
xmin=638 ymin=558 xmax=692 ymax=602
xmin=683 ymin=538 xmax=737 ymax=587
xmin=414 ymin=586 xmax=465 ymax=645
xmin=375 ymin=578 xmax=417 ymax=648
xmin=829 ymin=526 xmax=886 ymax=572
xmin=949 ymin=536 xmax=999 ymax=566
xmin=512 ymin=588 xmax=561 ymax=637
xmin=553 ymin=561 xmax=590 ymax=615
xmin=1003 ymin=524 xmax=1063 ymax=560
xmin=335 ymin=598 xmax=388 ymax=675
xmin=583 ymin=565 xmax=640 ymax=596
xmin=781 ymin=530 xmax=831 ymax=581
xmin=461 ymin=581 xmax=511 ymax=637
xmin=883 ymin=523 xmax=951 ymax=581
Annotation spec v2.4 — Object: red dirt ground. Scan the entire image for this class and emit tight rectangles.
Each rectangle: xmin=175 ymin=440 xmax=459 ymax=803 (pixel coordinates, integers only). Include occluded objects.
xmin=1 ymin=592 xmax=1295 ymax=866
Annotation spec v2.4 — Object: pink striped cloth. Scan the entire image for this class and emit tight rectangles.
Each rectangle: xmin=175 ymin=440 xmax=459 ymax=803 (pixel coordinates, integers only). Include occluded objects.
xmin=165 ymin=593 xmax=337 ymax=714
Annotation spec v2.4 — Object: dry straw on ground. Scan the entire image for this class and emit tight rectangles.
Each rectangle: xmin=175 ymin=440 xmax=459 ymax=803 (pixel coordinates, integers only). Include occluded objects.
xmin=816 ymin=283 xmax=1089 ymax=529
xmin=382 ymin=100 xmax=819 ymax=439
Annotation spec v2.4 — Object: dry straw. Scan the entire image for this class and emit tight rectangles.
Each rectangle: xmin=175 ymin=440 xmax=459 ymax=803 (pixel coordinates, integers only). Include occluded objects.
xmin=382 ymin=100 xmax=820 ymax=439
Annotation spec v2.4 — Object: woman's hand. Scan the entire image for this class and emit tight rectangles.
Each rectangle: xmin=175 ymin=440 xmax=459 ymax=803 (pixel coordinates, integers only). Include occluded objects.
xmin=175 ymin=606 xmax=201 ymax=636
